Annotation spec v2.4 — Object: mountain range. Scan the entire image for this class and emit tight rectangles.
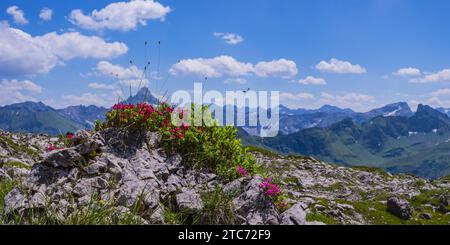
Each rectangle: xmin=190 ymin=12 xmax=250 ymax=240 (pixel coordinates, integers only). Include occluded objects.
xmin=0 ymin=87 xmax=158 ymax=135
xmin=241 ymin=102 xmax=414 ymax=136
xmin=240 ymin=104 xmax=450 ymax=178
xmin=1 ymin=88 xmax=450 ymax=178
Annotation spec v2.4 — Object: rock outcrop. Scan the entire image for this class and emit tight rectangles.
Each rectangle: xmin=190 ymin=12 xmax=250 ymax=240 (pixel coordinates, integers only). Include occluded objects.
xmin=387 ymin=197 xmax=413 ymax=220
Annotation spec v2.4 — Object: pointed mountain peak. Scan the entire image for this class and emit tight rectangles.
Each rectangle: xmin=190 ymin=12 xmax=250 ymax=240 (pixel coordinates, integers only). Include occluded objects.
xmin=409 ymin=104 xmax=450 ymax=132
xmin=365 ymin=101 xmax=413 ymax=118
xmin=3 ymin=101 xmax=53 ymax=112
xmin=415 ymin=104 xmax=446 ymax=116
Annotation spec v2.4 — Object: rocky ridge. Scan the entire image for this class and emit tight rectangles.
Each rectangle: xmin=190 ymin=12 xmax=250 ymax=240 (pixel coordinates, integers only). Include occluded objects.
xmin=0 ymin=129 xmax=449 ymax=225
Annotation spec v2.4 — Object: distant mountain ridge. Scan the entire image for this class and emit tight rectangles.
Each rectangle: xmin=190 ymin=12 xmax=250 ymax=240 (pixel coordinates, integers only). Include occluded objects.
xmin=0 ymin=102 xmax=83 ymax=135
xmin=57 ymin=105 xmax=108 ymax=129
xmin=241 ymin=104 xmax=450 ymax=178
xmin=0 ymin=87 xmax=159 ymax=135
xmin=243 ymin=102 xmax=414 ymax=135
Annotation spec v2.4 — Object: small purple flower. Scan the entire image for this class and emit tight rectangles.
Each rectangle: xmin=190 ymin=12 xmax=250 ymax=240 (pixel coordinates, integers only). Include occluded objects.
xmin=236 ymin=165 xmax=249 ymax=177
xmin=259 ymin=178 xmax=281 ymax=198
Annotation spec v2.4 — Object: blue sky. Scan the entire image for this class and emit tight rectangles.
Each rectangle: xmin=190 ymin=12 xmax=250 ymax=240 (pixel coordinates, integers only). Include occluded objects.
xmin=1 ymin=0 xmax=450 ymax=111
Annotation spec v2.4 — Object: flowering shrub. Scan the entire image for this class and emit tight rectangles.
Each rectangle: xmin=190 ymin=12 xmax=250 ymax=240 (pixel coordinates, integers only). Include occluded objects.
xmin=66 ymin=132 xmax=74 ymax=140
xmin=259 ymin=178 xmax=281 ymax=197
xmin=95 ymin=102 xmax=256 ymax=180
xmin=236 ymin=165 xmax=249 ymax=177
xmin=259 ymin=177 xmax=290 ymax=212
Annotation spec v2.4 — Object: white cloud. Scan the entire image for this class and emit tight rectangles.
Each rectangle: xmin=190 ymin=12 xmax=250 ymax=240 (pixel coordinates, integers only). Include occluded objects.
xmin=254 ymin=59 xmax=298 ymax=79
xmin=0 ymin=23 xmax=128 ymax=76
xmin=0 ymin=24 xmax=58 ymax=75
xmin=69 ymin=0 xmax=171 ymax=31
xmin=0 ymin=79 xmax=42 ymax=105
xmin=224 ymin=78 xmax=247 ymax=84
xmin=409 ymin=69 xmax=450 ymax=83
xmin=316 ymin=58 xmax=366 ymax=74
xmin=170 ymin=56 xmax=297 ymax=79
xmin=409 ymin=97 xmax=450 ymax=109
xmin=213 ymin=32 xmax=244 ymax=45
xmin=298 ymin=76 xmax=326 ymax=85
xmin=94 ymin=61 xmax=149 ymax=90
xmin=96 ymin=61 xmax=143 ymax=79
xmin=88 ymin=82 xmax=115 ymax=90
xmin=39 ymin=7 xmax=53 ymax=21
xmin=281 ymin=92 xmax=314 ymax=100
xmin=393 ymin=67 xmax=421 ymax=76
xmin=169 ymin=56 xmax=254 ymax=78
xmin=36 ymin=32 xmax=128 ymax=60
xmin=6 ymin=6 xmax=28 ymax=25
xmin=431 ymin=88 xmax=450 ymax=97
xmin=318 ymin=92 xmax=375 ymax=112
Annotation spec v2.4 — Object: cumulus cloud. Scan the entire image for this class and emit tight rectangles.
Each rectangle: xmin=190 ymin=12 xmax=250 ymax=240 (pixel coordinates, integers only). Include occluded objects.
xmin=94 ymin=61 xmax=149 ymax=89
xmin=409 ymin=97 xmax=450 ymax=109
xmin=39 ymin=7 xmax=53 ymax=21
xmin=213 ymin=32 xmax=244 ymax=45
xmin=6 ymin=6 xmax=28 ymax=25
xmin=169 ymin=56 xmax=254 ymax=78
xmin=88 ymin=82 xmax=115 ymax=90
xmin=36 ymin=32 xmax=128 ymax=60
xmin=0 ymin=23 xmax=128 ymax=76
xmin=254 ymin=59 xmax=298 ymax=79
xmin=0 ymin=24 xmax=57 ymax=75
xmin=224 ymin=78 xmax=247 ymax=84
xmin=409 ymin=69 xmax=450 ymax=83
xmin=69 ymin=0 xmax=171 ymax=31
xmin=96 ymin=61 xmax=143 ymax=79
xmin=318 ymin=92 xmax=375 ymax=111
xmin=170 ymin=56 xmax=297 ymax=79
xmin=297 ymin=76 xmax=326 ymax=85
xmin=316 ymin=58 xmax=366 ymax=74
xmin=431 ymin=88 xmax=450 ymax=97
xmin=393 ymin=67 xmax=421 ymax=76
xmin=0 ymin=79 xmax=42 ymax=105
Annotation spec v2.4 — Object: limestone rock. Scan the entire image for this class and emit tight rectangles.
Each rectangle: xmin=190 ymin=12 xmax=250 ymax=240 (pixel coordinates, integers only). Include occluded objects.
xmin=176 ymin=188 xmax=204 ymax=213
xmin=387 ymin=196 xmax=413 ymax=220
xmin=280 ymin=203 xmax=308 ymax=225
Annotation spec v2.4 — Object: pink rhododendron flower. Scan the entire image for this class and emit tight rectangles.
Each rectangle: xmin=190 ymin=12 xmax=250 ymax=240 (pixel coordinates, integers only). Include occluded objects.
xmin=237 ymin=165 xmax=249 ymax=177
xmin=259 ymin=178 xmax=281 ymax=197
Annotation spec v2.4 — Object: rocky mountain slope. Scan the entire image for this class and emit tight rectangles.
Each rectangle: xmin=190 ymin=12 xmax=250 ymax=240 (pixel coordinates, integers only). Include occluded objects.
xmin=57 ymin=105 xmax=108 ymax=129
xmin=0 ymin=128 xmax=448 ymax=225
xmin=242 ymin=104 xmax=450 ymax=179
xmin=0 ymin=102 xmax=83 ymax=135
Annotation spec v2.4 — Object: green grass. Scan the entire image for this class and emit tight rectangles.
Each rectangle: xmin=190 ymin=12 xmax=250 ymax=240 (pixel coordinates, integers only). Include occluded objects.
xmin=162 ymin=205 xmax=190 ymax=225
xmin=0 ymin=188 xmax=149 ymax=225
xmin=351 ymin=165 xmax=391 ymax=178
xmin=0 ymin=179 xmax=18 ymax=214
xmin=306 ymin=211 xmax=340 ymax=225
xmin=245 ymin=145 xmax=280 ymax=158
xmin=0 ymin=135 xmax=40 ymax=161
xmin=198 ymin=186 xmax=235 ymax=225
xmin=0 ymin=161 xmax=32 ymax=170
